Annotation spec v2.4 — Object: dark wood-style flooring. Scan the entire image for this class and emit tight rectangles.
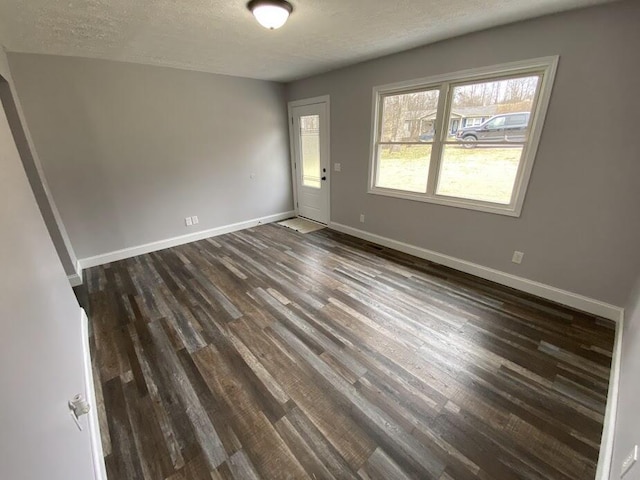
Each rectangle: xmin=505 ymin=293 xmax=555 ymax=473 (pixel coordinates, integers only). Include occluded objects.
xmin=78 ymin=224 xmax=615 ymax=480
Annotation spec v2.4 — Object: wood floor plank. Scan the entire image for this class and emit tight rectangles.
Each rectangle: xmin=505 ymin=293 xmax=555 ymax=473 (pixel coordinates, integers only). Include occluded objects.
xmin=82 ymin=224 xmax=614 ymax=480
xmin=268 ymin=320 xmax=446 ymax=478
xmin=232 ymin=317 xmax=376 ymax=471
xmin=273 ymin=415 xmax=338 ymax=480
xmin=126 ymin=322 xmax=186 ymax=470
xmin=193 ymin=344 xmax=308 ymax=479
xmin=175 ymin=348 xmax=244 ymax=457
xmin=283 ymin=406 xmax=361 ymax=480
xmin=121 ymin=379 xmax=175 ymax=479
xmin=148 ymin=320 xmax=228 ymax=470
xmin=164 ymin=455 xmax=212 ymax=480
xmin=358 ymin=447 xmax=413 ymax=480
xmin=102 ymin=377 xmax=145 ymax=480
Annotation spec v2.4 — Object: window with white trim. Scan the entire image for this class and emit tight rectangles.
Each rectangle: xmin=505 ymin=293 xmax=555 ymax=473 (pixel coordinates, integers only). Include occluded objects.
xmin=369 ymin=57 xmax=558 ymax=216
xmin=464 ymin=117 xmax=484 ymax=127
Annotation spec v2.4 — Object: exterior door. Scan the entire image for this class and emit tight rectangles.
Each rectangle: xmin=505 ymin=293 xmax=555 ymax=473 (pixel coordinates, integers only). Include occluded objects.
xmin=289 ymin=97 xmax=330 ymax=224
xmin=0 ymin=86 xmax=101 ymax=479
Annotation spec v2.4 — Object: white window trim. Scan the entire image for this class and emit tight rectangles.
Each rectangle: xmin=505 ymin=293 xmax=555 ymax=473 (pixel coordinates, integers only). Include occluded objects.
xmin=465 ymin=117 xmax=484 ymax=127
xmin=368 ymin=56 xmax=559 ymax=217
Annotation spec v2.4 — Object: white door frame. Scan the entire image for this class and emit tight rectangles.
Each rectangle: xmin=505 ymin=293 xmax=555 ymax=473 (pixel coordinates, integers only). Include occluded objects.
xmin=288 ymin=95 xmax=331 ymax=224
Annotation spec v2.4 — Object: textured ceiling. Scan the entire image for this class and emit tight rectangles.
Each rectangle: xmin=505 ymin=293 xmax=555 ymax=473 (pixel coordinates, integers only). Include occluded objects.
xmin=0 ymin=0 xmax=614 ymax=82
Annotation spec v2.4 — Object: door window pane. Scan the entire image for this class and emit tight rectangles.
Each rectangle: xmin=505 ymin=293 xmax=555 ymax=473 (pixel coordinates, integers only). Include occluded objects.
xmin=376 ymin=144 xmax=431 ymax=193
xmin=380 ymin=89 xmax=440 ymax=142
xmin=436 ymin=144 xmax=523 ymax=204
xmin=300 ymin=115 xmax=321 ymax=188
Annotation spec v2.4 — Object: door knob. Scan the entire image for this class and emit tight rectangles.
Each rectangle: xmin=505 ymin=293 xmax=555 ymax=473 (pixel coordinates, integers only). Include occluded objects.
xmin=321 ymin=176 xmax=327 ymax=181
xmin=68 ymin=394 xmax=91 ymax=431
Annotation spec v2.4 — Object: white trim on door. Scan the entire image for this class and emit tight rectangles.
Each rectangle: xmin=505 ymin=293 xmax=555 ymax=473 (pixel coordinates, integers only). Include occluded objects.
xmin=595 ymin=313 xmax=624 ymax=480
xmin=81 ymin=308 xmax=108 ymax=480
xmin=288 ymin=95 xmax=331 ymax=224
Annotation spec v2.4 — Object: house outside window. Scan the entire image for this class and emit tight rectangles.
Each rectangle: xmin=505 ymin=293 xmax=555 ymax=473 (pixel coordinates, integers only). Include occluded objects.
xmin=369 ymin=57 xmax=558 ymax=216
xmin=464 ymin=117 xmax=484 ymax=127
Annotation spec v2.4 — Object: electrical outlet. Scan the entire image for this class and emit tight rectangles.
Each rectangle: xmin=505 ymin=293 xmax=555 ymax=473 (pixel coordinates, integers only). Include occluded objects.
xmin=334 ymin=163 xmax=342 ymax=172
xmin=621 ymin=445 xmax=638 ymax=478
xmin=192 ymin=215 xmax=199 ymax=225
xmin=512 ymin=251 xmax=524 ymax=264
xmin=360 ymin=214 xmax=365 ymax=223
xmin=185 ymin=217 xmax=193 ymax=227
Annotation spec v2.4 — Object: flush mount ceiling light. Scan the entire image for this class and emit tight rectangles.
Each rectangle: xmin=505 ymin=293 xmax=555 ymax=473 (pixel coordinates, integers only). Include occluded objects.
xmin=247 ymin=0 xmax=293 ymax=30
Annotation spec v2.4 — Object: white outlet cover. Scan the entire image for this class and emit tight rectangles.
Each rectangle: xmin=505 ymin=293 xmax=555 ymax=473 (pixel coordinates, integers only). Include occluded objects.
xmin=622 ymin=445 xmax=638 ymax=477
xmin=185 ymin=217 xmax=193 ymax=226
xmin=192 ymin=215 xmax=199 ymax=224
xmin=334 ymin=163 xmax=342 ymax=172
xmin=360 ymin=214 xmax=365 ymax=223
xmin=512 ymin=251 xmax=524 ymax=264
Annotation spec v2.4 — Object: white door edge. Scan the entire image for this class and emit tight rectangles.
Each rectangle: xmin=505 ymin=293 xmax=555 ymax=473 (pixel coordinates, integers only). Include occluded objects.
xmin=81 ymin=308 xmax=108 ymax=480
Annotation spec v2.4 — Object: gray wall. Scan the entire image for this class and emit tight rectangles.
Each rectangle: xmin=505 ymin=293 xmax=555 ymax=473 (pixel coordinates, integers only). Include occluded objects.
xmin=0 ymin=48 xmax=78 ymax=276
xmin=612 ymin=276 xmax=640 ymax=479
xmin=8 ymin=54 xmax=293 ymax=260
xmin=287 ymin=0 xmax=640 ymax=307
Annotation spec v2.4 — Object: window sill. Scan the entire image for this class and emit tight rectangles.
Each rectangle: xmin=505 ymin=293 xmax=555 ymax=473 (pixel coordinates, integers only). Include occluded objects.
xmin=367 ymin=187 xmax=522 ymax=217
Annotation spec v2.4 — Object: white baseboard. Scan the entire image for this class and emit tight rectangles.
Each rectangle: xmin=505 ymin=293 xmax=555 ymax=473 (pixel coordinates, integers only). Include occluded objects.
xmin=595 ymin=314 xmax=624 ymax=480
xmin=80 ymin=308 xmax=107 ymax=480
xmin=328 ymin=222 xmax=623 ymax=322
xmin=78 ymin=211 xmax=295 ymax=270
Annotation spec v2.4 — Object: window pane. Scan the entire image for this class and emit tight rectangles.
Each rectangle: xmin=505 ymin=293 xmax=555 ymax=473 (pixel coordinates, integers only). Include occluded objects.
xmin=376 ymin=144 xmax=431 ymax=193
xmin=380 ymin=89 xmax=440 ymax=142
xmin=300 ymin=115 xmax=321 ymax=188
xmin=449 ymin=75 xmax=540 ymax=144
xmin=436 ymin=144 xmax=523 ymax=204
